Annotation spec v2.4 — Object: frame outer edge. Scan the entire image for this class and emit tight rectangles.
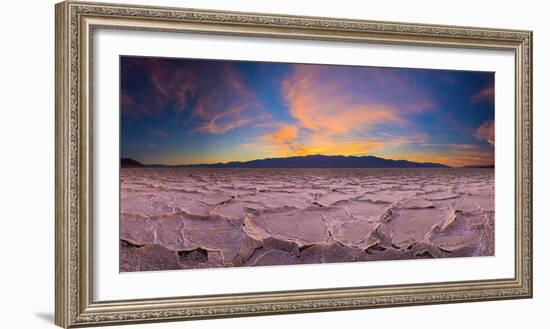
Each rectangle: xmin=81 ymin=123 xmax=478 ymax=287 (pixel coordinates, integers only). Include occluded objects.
xmin=55 ymin=1 xmax=533 ymax=327
xmin=55 ymin=1 xmax=71 ymax=328
xmin=526 ymin=31 xmax=533 ymax=298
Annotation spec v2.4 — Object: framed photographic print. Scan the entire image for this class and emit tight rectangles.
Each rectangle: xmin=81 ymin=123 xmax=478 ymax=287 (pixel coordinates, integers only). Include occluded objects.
xmin=55 ymin=1 xmax=533 ymax=327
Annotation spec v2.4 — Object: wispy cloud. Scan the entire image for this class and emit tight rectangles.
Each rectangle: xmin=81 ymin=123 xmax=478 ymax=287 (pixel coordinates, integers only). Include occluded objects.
xmin=474 ymin=120 xmax=495 ymax=145
xmin=449 ymin=144 xmax=480 ymax=150
xmin=379 ymin=132 xmax=429 ymax=147
xmin=281 ymin=66 xmax=411 ymax=136
xmin=471 ymin=84 xmax=495 ymax=104
xmin=121 ymin=57 xmax=266 ymax=134
xmin=421 ymin=143 xmax=480 ymax=151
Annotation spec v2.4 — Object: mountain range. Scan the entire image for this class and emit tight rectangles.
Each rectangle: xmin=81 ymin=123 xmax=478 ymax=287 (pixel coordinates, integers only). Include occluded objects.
xmin=121 ymin=155 xmax=452 ymax=168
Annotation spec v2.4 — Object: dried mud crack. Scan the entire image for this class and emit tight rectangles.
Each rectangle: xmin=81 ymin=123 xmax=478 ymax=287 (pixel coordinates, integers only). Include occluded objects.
xmin=120 ymin=168 xmax=494 ymax=272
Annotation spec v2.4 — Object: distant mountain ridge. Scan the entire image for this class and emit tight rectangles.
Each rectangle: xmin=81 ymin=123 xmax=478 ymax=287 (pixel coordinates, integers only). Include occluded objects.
xmin=121 ymin=158 xmax=145 ymax=168
xmin=462 ymin=164 xmax=495 ymax=168
xmin=122 ymin=154 xmax=451 ymax=168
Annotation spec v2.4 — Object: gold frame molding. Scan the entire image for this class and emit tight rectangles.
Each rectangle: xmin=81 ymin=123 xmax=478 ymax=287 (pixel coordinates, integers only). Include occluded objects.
xmin=55 ymin=1 xmax=533 ymax=327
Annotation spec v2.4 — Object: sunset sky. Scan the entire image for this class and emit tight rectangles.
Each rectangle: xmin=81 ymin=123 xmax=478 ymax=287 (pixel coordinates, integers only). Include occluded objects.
xmin=120 ymin=56 xmax=495 ymax=167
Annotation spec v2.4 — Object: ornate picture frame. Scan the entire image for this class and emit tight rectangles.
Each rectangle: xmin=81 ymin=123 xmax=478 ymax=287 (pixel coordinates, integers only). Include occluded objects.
xmin=55 ymin=1 xmax=532 ymax=327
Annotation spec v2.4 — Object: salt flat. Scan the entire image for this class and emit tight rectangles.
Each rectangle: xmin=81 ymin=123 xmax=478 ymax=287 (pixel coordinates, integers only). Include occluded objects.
xmin=120 ymin=168 xmax=494 ymax=272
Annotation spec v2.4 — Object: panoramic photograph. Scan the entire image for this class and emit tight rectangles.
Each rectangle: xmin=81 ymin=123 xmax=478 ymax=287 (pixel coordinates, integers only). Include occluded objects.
xmin=119 ymin=56 xmax=495 ymax=272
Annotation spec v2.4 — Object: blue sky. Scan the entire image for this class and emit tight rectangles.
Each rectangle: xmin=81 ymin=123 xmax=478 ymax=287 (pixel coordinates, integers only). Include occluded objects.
xmin=120 ymin=56 xmax=494 ymax=167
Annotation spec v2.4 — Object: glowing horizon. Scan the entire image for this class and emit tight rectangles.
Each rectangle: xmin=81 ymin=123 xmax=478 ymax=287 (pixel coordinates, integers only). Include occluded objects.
xmin=121 ymin=56 xmax=495 ymax=167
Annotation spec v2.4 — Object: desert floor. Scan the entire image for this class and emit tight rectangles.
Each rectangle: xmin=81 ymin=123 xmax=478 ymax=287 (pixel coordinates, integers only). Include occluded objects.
xmin=120 ymin=168 xmax=494 ymax=272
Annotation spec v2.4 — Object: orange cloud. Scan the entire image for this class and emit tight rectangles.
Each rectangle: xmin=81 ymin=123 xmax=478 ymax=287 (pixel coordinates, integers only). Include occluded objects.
xmin=250 ymin=66 xmax=419 ymax=158
xmin=474 ymin=120 xmax=495 ymax=145
xmin=262 ymin=125 xmax=299 ymax=144
xmin=257 ymin=124 xmax=383 ymax=158
xmin=472 ymin=84 xmax=495 ymax=104
xmin=281 ymin=66 xmax=408 ymax=135
xmin=261 ymin=124 xmax=302 ymax=155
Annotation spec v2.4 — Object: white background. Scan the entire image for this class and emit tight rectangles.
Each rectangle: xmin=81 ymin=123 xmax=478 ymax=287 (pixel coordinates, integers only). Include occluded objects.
xmin=95 ymin=29 xmax=515 ymax=300
xmin=0 ymin=0 xmax=547 ymax=328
